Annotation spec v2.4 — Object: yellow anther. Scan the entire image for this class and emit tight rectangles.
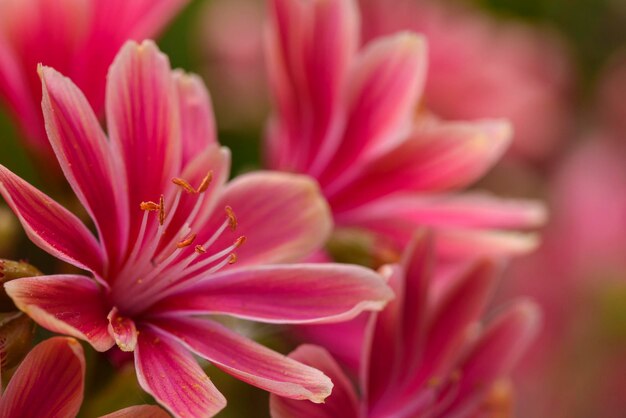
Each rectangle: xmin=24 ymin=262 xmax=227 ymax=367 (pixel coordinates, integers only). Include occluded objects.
xmin=225 ymin=206 xmax=237 ymax=231
xmin=197 ymin=171 xmax=213 ymax=193
xmin=235 ymin=236 xmax=247 ymax=248
xmin=158 ymin=195 xmax=165 ymax=225
xmin=172 ymin=177 xmax=196 ymax=194
xmin=195 ymin=245 xmax=206 ymax=254
xmin=140 ymin=201 xmax=160 ymax=211
xmin=228 ymin=253 xmax=238 ymax=264
xmin=177 ymin=233 xmax=197 ymax=249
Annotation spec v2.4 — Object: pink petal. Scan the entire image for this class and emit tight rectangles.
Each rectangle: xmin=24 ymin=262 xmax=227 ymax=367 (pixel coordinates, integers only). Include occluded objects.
xmin=444 ymin=300 xmax=540 ymax=418
xmin=150 ymin=263 xmax=393 ymax=323
xmin=99 ymin=405 xmax=170 ymax=418
xmin=39 ymin=65 xmax=129 ymax=267
xmin=153 ymin=316 xmax=333 ymax=402
xmin=269 ymin=345 xmax=360 ymax=418
xmin=404 ymin=260 xmax=498 ymax=392
xmin=329 ymin=119 xmax=512 ymax=210
xmin=0 ymin=165 xmax=104 ymax=274
xmin=107 ymin=307 xmax=138 ymax=352
xmin=134 ymin=325 xmax=226 ymax=418
xmin=195 ymin=171 xmax=332 ymax=268
xmin=336 ymin=192 xmax=546 ymax=230
xmin=4 ymin=275 xmax=114 ymax=352
xmin=265 ymin=0 xmax=359 ymax=173
xmin=106 ymin=40 xmax=181 ymax=244
xmin=175 ymin=71 xmax=217 ymax=164
xmin=0 ymin=337 xmax=84 ymax=418
xmin=434 ymin=228 xmax=541 ymax=258
xmin=321 ymin=33 xmax=427 ymax=187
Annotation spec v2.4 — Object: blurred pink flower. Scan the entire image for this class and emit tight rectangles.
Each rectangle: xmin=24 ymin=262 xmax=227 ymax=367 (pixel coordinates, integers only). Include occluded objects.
xmin=0 ymin=40 xmax=393 ymax=418
xmin=265 ymin=0 xmax=545 ymax=262
xmin=0 ymin=336 xmax=169 ymax=418
xmin=0 ymin=0 xmax=189 ymax=159
xmin=270 ymin=232 xmax=540 ymax=418
xmin=359 ymin=0 xmax=572 ymax=161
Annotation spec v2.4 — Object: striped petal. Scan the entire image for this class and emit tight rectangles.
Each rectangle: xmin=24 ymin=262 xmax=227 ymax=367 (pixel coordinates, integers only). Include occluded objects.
xmin=4 ymin=275 xmax=114 ymax=352
xmin=134 ymin=326 xmax=226 ymax=418
xmin=0 ymin=337 xmax=84 ymax=418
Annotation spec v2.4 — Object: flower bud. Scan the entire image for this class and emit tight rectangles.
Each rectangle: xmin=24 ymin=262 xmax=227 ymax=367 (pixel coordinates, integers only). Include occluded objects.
xmin=0 ymin=312 xmax=35 ymax=370
xmin=0 ymin=260 xmax=42 ymax=312
xmin=0 ymin=207 xmax=19 ymax=257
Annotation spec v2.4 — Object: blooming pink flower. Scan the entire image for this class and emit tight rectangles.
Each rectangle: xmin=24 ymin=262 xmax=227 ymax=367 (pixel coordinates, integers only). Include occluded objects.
xmin=358 ymin=0 xmax=572 ymax=161
xmin=270 ymin=232 xmax=540 ymax=418
xmin=0 ymin=0 xmax=189 ymax=159
xmin=265 ymin=0 xmax=545 ymax=262
xmin=0 ymin=40 xmax=393 ymax=418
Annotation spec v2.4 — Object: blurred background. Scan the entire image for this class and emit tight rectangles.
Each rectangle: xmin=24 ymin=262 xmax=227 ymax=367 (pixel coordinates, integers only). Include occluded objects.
xmin=0 ymin=0 xmax=625 ymax=417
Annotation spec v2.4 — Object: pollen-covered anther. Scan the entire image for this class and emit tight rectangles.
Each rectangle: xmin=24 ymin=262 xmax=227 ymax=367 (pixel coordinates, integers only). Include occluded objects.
xmin=197 ymin=171 xmax=213 ymax=193
xmin=140 ymin=201 xmax=160 ymax=211
xmin=195 ymin=245 xmax=206 ymax=254
xmin=158 ymin=195 xmax=165 ymax=225
xmin=225 ymin=206 xmax=237 ymax=231
xmin=172 ymin=177 xmax=197 ymax=194
xmin=234 ymin=236 xmax=247 ymax=248
xmin=228 ymin=253 xmax=238 ymax=264
xmin=177 ymin=233 xmax=197 ymax=249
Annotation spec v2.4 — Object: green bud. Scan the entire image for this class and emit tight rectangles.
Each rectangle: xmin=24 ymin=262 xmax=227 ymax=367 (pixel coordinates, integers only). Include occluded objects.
xmin=0 ymin=312 xmax=35 ymax=370
xmin=0 ymin=260 xmax=42 ymax=312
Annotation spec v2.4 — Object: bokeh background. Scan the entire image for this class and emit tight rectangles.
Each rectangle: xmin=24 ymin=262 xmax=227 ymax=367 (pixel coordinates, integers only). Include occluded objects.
xmin=1 ymin=0 xmax=625 ymax=417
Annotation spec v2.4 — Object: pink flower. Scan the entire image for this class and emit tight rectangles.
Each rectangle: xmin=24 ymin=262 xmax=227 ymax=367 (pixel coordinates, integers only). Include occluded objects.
xmin=0 ymin=0 xmax=189 ymax=159
xmin=270 ymin=232 xmax=540 ymax=418
xmin=265 ymin=0 xmax=545 ymax=262
xmin=0 ymin=336 xmax=169 ymax=418
xmin=359 ymin=0 xmax=572 ymax=161
xmin=0 ymin=40 xmax=393 ymax=418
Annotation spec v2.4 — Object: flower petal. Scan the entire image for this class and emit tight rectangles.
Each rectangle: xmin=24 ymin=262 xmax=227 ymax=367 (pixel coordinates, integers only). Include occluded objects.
xmin=153 ymin=316 xmax=333 ymax=402
xmin=0 ymin=337 xmax=84 ymax=418
xmin=175 ymin=71 xmax=217 ymax=165
xmin=5 ymin=275 xmax=114 ymax=352
xmin=0 ymin=165 xmax=104 ymax=274
xmin=195 ymin=171 xmax=332 ymax=268
xmin=150 ymin=264 xmax=393 ymax=324
xmin=134 ymin=325 xmax=226 ymax=418
xmin=40 ymin=65 xmax=129 ymax=267
xmin=329 ymin=119 xmax=512 ymax=210
xmin=265 ymin=0 xmax=359 ymax=173
xmin=443 ymin=300 xmax=540 ymax=418
xmin=99 ymin=405 xmax=170 ymax=418
xmin=321 ymin=33 xmax=427 ymax=187
xmin=106 ymin=40 xmax=181 ymax=243
xmin=107 ymin=307 xmax=138 ymax=352
xmin=269 ymin=345 xmax=360 ymax=418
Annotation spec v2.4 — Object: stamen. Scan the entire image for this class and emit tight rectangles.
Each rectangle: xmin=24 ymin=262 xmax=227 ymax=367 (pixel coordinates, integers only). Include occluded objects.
xmin=197 ymin=171 xmax=213 ymax=193
xmin=225 ymin=206 xmax=237 ymax=231
xmin=234 ymin=236 xmax=247 ymax=248
xmin=177 ymin=233 xmax=197 ymax=248
xmin=140 ymin=201 xmax=160 ymax=211
xmin=158 ymin=195 xmax=165 ymax=225
xmin=228 ymin=253 xmax=237 ymax=264
xmin=172 ymin=177 xmax=197 ymax=194
xmin=195 ymin=245 xmax=206 ymax=254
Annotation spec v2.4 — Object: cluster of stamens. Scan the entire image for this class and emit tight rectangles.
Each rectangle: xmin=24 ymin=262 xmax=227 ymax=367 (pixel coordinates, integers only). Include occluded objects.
xmin=113 ymin=171 xmax=246 ymax=313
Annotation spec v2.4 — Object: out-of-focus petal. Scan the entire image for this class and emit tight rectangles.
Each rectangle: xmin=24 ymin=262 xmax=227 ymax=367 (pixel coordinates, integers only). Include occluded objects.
xmin=175 ymin=71 xmax=217 ymax=164
xmin=330 ymin=119 xmax=511 ymax=209
xmin=153 ymin=316 xmax=333 ymax=403
xmin=443 ymin=300 xmax=540 ymax=418
xmin=0 ymin=165 xmax=105 ymax=274
xmin=269 ymin=345 xmax=360 ymax=418
xmin=265 ymin=0 xmax=359 ymax=172
xmin=0 ymin=337 xmax=84 ymax=418
xmin=150 ymin=264 xmax=393 ymax=323
xmin=40 ymin=65 xmax=129 ymax=267
xmin=106 ymin=40 xmax=181 ymax=244
xmin=99 ymin=405 xmax=170 ymax=418
xmin=322 ymin=33 xmax=427 ymax=186
xmin=134 ymin=326 xmax=226 ymax=418
xmin=195 ymin=172 xmax=332 ymax=268
xmin=5 ymin=275 xmax=114 ymax=352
